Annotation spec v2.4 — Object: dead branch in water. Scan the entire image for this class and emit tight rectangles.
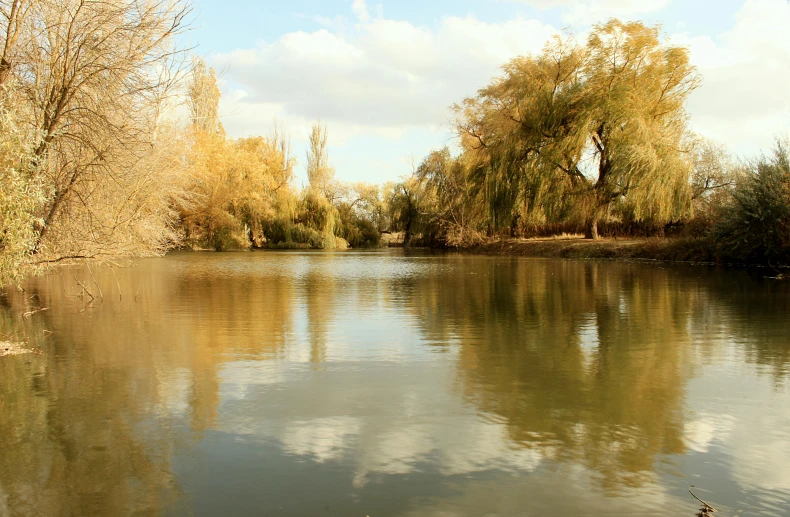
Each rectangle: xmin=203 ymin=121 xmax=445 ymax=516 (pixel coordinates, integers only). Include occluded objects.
xmin=86 ymin=262 xmax=104 ymax=300
xmin=689 ymin=486 xmax=717 ymax=516
xmin=33 ymin=254 xmax=95 ymax=265
xmin=74 ymin=277 xmax=95 ymax=301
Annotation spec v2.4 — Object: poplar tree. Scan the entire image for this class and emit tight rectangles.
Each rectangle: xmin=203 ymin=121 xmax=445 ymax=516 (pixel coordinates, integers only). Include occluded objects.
xmin=306 ymin=122 xmax=335 ymax=201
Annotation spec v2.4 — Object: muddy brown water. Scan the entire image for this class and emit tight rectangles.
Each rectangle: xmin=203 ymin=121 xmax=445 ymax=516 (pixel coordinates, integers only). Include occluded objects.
xmin=1 ymin=250 xmax=789 ymax=516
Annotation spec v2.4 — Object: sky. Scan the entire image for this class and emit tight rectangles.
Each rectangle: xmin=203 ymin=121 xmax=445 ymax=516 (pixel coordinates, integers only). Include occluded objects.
xmin=183 ymin=0 xmax=790 ymax=185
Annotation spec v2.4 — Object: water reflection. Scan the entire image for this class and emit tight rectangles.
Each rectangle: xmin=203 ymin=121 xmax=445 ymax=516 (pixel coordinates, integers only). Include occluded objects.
xmin=407 ymin=259 xmax=694 ymax=488
xmin=0 ymin=252 xmax=788 ymax=517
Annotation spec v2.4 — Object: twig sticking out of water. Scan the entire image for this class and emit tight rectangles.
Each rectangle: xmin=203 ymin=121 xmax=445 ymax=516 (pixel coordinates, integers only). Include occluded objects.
xmin=74 ymin=277 xmax=95 ymax=301
xmin=86 ymin=262 xmax=103 ymax=300
xmin=109 ymin=266 xmax=122 ymax=300
xmin=689 ymin=486 xmax=717 ymax=516
xmin=22 ymin=307 xmax=49 ymax=319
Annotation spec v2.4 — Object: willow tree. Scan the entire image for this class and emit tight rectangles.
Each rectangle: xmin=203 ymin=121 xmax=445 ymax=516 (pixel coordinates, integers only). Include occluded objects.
xmin=0 ymin=81 xmax=43 ymax=283
xmin=0 ymin=0 xmax=32 ymax=87
xmin=455 ymin=20 xmax=700 ymax=238
xmin=416 ymin=148 xmax=484 ymax=246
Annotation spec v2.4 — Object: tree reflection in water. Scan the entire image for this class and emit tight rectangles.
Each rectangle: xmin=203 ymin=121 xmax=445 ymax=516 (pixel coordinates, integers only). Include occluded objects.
xmin=0 ymin=253 xmax=788 ymax=516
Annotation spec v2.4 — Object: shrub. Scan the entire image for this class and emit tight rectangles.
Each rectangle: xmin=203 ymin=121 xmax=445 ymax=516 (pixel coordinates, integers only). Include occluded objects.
xmin=713 ymin=141 xmax=790 ymax=264
xmin=208 ymin=225 xmax=250 ymax=251
xmin=262 ymin=219 xmax=326 ymax=248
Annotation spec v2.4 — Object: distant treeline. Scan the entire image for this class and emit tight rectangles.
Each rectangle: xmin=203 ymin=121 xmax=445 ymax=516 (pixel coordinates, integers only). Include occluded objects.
xmin=1 ymin=3 xmax=788 ymax=285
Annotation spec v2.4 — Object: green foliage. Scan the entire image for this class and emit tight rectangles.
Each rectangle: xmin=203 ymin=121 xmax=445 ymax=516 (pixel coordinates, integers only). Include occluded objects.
xmin=180 ymin=80 xmax=298 ymax=251
xmin=262 ymin=219 xmax=325 ymax=249
xmin=337 ymin=210 xmax=381 ymax=248
xmin=415 ymin=148 xmax=487 ymax=246
xmin=306 ymin=122 xmax=336 ymax=201
xmin=188 ymin=58 xmax=224 ymax=135
xmin=713 ymin=141 xmax=790 ymax=264
xmin=208 ymin=225 xmax=249 ymax=252
xmin=385 ymin=177 xmax=433 ymax=246
xmin=182 ymin=116 xmax=384 ymax=251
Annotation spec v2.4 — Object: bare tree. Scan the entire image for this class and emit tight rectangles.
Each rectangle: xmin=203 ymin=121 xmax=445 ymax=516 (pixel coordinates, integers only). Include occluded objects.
xmin=1 ymin=0 xmax=192 ymax=261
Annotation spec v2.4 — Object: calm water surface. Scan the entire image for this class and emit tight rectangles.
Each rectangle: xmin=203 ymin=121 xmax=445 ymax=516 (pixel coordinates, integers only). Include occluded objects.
xmin=1 ymin=251 xmax=789 ymax=517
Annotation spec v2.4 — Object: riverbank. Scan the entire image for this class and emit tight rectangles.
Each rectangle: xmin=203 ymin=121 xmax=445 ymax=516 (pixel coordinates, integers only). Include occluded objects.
xmin=466 ymin=235 xmax=724 ymax=264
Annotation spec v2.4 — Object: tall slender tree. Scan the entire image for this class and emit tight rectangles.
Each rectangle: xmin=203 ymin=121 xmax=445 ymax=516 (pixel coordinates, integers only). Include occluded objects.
xmin=306 ymin=121 xmax=335 ymax=201
xmin=187 ymin=57 xmax=223 ymax=135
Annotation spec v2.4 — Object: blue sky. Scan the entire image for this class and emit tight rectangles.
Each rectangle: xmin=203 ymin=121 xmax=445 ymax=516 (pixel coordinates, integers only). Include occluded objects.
xmin=182 ymin=0 xmax=789 ymax=185
xmin=188 ymin=0 xmax=745 ymax=52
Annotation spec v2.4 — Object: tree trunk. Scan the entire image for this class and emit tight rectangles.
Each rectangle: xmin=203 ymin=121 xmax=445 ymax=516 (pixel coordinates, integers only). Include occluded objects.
xmin=32 ymin=189 xmax=69 ymax=253
xmin=585 ymin=216 xmax=600 ymax=240
xmin=403 ymin=216 xmax=412 ymax=247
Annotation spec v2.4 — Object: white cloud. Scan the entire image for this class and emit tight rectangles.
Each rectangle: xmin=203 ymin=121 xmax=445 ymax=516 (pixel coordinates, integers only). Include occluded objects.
xmin=352 ymin=0 xmax=371 ymax=22
xmin=210 ymin=13 xmax=555 ymax=181
xmin=209 ymin=0 xmax=789 ymax=182
xmin=673 ymin=0 xmax=790 ymax=156
xmin=218 ymin=367 xmax=545 ymax=490
xmin=683 ymin=413 xmax=736 ymax=453
xmin=212 ymin=16 xmax=555 ymax=134
xmin=350 ymin=419 xmax=544 ymax=489
xmin=281 ymin=416 xmax=362 ymax=462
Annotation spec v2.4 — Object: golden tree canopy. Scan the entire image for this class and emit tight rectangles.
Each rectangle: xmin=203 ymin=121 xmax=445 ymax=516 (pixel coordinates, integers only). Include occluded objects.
xmin=455 ymin=19 xmax=700 ymax=237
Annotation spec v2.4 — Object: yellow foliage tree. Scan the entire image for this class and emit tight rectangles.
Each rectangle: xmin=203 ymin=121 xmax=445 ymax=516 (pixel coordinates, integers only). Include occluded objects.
xmin=455 ymin=20 xmax=700 ymax=238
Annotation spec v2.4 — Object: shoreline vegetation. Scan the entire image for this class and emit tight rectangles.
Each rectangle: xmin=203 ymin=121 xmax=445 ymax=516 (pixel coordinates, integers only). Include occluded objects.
xmin=1 ymin=3 xmax=788 ymax=285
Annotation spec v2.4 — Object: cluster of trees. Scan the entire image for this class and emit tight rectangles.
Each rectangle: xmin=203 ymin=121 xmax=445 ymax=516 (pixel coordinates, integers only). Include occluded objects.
xmin=2 ymin=6 xmax=787 ymax=285
xmin=399 ymin=20 xmax=790 ymax=265
xmin=177 ymin=59 xmax=409 ymax=253
xmin=0 ymin=0 xmax=420 ymax=285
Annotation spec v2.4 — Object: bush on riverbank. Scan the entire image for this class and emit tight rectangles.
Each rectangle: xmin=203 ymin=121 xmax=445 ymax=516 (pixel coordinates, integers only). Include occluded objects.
xmin=712 ymin=142 xmax=790 ymax=265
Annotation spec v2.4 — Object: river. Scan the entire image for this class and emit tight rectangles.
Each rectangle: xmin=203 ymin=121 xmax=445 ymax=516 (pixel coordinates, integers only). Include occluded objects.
xmin=1 ymin=250 xmax=789 ymax=516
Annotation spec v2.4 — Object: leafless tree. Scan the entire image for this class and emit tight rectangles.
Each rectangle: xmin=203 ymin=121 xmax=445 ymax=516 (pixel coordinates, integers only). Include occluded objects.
xmin=1 ymin=0 xmax=193 ymax=262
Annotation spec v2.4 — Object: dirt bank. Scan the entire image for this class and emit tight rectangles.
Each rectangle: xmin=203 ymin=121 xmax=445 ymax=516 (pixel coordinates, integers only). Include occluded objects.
xmin=468 ymin=236 xmax=719 ymax=264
